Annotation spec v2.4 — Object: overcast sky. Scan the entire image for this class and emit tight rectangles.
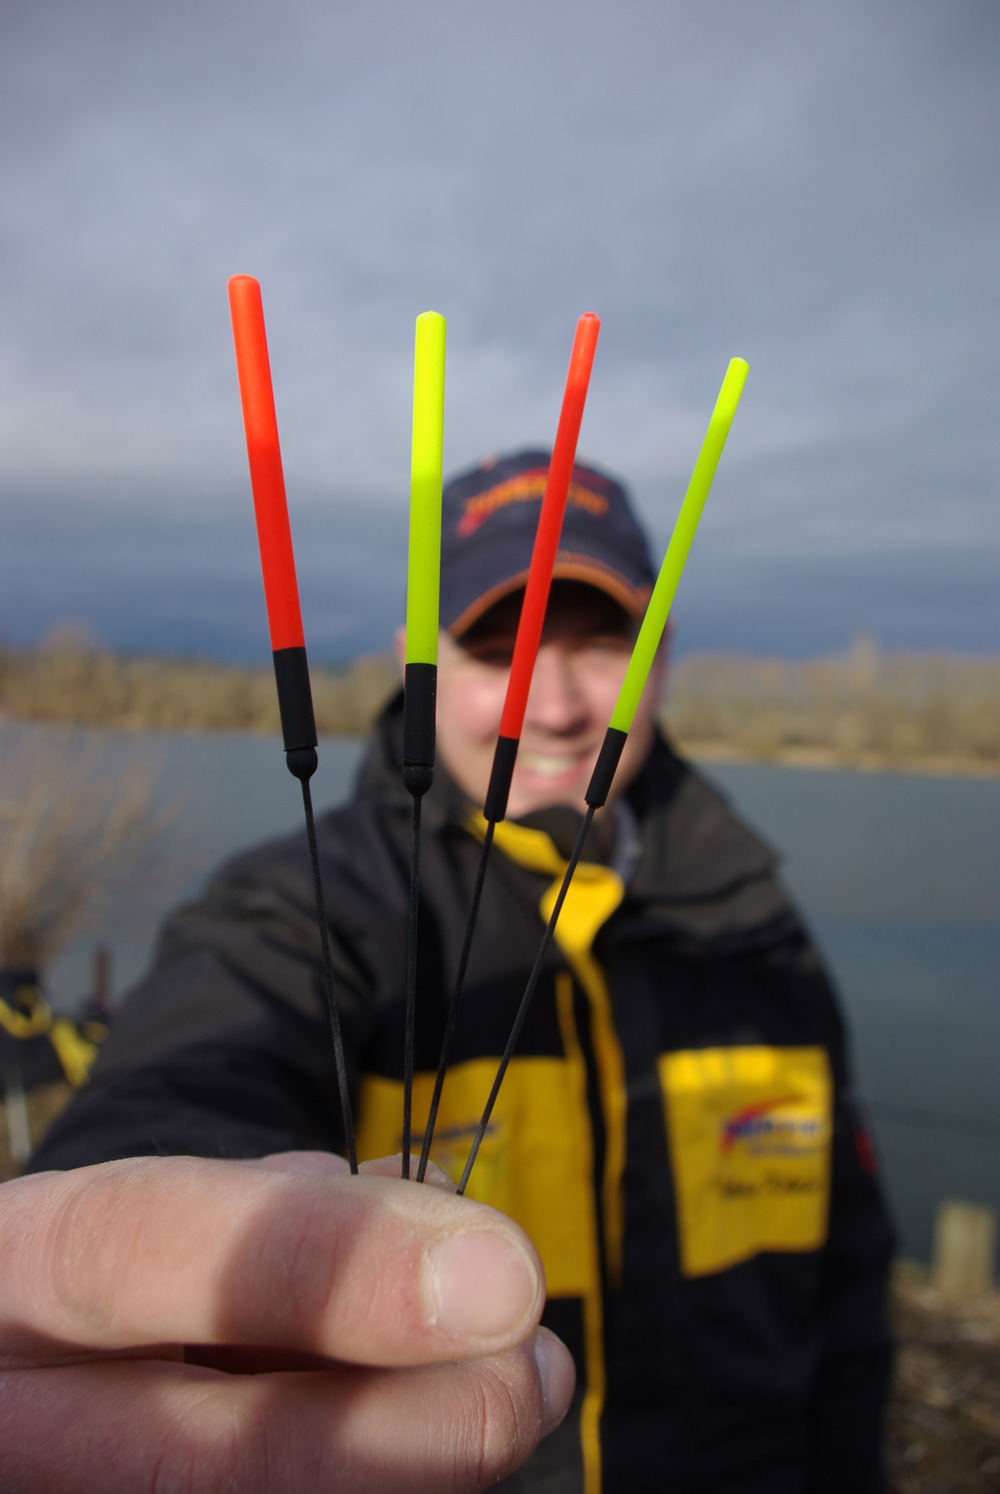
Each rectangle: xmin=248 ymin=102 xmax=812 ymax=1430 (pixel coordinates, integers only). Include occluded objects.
xmin=0 ymin=0 xmax=997 ymax=661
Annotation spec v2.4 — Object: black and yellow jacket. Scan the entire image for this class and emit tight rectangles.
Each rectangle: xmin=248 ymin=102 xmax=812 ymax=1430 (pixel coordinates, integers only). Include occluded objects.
xmin=33 ymin=698 xmax=894 ymax=1493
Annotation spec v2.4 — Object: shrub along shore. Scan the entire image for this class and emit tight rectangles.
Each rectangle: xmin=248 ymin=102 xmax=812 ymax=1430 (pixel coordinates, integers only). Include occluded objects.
xmin=0 ymin=635 xmax=997 ymax=775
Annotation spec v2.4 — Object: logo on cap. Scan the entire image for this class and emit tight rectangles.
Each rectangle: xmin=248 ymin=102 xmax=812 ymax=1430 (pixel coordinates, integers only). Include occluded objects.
xmin=457 ymin=468 xmax=610 ymax=538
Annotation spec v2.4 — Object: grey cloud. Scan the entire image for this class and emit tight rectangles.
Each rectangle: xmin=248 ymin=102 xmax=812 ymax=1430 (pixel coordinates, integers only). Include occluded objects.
xmin=0 ymin=0 xmax=996 ymax=657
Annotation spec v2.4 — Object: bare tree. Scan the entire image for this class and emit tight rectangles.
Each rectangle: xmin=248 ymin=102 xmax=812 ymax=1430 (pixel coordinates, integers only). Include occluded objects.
xmin=0 ymin=727 xmax=168 ymax=969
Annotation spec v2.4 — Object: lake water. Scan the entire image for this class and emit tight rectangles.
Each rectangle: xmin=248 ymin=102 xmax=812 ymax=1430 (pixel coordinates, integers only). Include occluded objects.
xmin=707 ymin=761 xmax=1000 ymax=1272
xmin=17 ymin=724 xmax=1000 ymax=1270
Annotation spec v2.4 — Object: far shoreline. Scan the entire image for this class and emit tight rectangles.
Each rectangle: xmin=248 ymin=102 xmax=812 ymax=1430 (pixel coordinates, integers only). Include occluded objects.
xmin=683 ymin=740 xmax=1000 ymax=781
xmin=2 ymin=639 xmax=997 ymax=782
xmin=3 ymin=708 xmax=997 ymax=782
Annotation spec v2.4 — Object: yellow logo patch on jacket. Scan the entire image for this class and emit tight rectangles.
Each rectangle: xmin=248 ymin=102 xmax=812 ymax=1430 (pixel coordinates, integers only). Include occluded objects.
xmin=659 ymin=1045 xmax=832 ymax=1278
xmin=357 ymin=1054 xmax=600 ymax=1298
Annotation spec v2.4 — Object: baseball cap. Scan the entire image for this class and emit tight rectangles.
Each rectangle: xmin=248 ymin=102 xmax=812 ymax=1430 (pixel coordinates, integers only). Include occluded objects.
xmin=440 ymin=449 xmax=655 ymax=635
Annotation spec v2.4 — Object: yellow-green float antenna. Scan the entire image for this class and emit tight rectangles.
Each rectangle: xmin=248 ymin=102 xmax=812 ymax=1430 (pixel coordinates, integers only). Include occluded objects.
xmin=606 ymin=356 xmax=748 ymax=737
xmin=458 ymin=356 xmax=748 ymax=1195
xmin=401 ymin=310 xmax=446 ymax=1179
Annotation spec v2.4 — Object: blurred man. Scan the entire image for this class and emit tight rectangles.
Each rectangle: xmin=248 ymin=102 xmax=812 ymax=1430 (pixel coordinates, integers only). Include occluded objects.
xmin=14 ymin=450 xmax=893 ymax=1492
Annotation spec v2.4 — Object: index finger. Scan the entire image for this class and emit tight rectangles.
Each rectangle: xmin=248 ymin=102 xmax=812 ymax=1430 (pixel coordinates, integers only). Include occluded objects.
xmin=1 ymin=1157 xmax=544 ymax=1367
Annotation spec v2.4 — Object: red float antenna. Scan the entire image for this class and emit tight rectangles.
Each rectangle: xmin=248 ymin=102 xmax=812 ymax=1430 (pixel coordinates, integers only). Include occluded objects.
xmin=416 ymin=313 xmax=600 ymax=1180
xmin=228 ymin=273 xmax=357 ymax=1173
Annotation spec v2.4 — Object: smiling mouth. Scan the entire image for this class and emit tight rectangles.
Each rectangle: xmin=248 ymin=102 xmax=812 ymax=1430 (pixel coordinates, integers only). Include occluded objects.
xmin=518 ymin=752 xmax=587 ymax=778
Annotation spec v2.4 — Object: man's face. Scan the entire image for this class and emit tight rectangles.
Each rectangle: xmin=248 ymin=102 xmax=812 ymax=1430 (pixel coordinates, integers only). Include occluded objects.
xmin=432 ymin=581 xmax=665 ymax=819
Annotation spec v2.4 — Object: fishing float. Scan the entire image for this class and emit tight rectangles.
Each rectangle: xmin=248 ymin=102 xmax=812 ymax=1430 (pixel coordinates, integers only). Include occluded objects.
xmin=401 ymin=310 xmax=446 ymax=1180
xmin=457 ymin=355 xmax=750 ymax=1195
xmin=227 ymin=273 xmax=357 ymax=1174
xmin=416 ymin=311 xmax=601 ymax=1182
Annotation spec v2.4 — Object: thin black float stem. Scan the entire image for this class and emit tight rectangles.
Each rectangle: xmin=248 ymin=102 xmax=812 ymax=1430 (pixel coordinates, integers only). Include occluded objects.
xmin=297 ymin=769 xmax=358 ymax=1173
xmin=401 ymin=792 xmax=423 ymax=1180
xmin=401 ymin=661 xmax=437 ymax=1180
xmin=417 ymin=731 xmax=517 ymax=1178
xmin=416 ymin=818 xmax=496 ymax=1182
xmin=457 ymin=804 xmax=596 ymax=1196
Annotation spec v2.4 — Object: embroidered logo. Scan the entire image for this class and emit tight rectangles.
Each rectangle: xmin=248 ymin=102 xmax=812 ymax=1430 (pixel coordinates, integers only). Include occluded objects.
xmin=457 ymin=469 xmax=609 ymax=537
xmin=720 ymin=1095 xmax=826 ymax=1156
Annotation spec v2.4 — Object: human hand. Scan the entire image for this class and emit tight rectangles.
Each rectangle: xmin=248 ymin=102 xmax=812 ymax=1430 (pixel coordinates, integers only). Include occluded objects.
xmin=0 ymin=1152 xmax=574 ymax=1491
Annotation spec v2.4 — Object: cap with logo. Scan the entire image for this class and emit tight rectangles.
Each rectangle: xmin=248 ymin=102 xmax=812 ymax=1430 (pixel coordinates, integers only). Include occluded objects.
xmin=440 ymin=449 xmax=656 ymax=635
